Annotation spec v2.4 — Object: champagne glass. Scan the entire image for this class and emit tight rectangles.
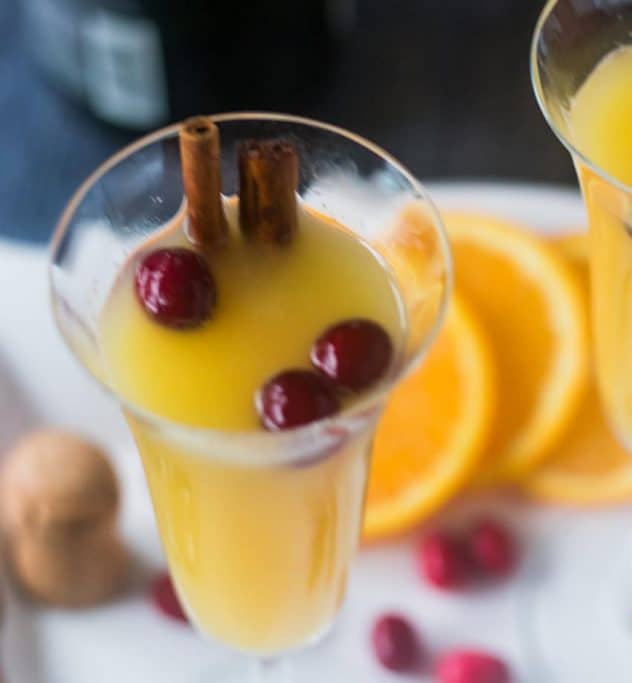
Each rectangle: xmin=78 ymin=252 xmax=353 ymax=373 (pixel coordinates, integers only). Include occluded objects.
xmin=49 ymin=113 xmax=451 ymax=681
xmin=531 ymin=2 xmax=632 ymax=678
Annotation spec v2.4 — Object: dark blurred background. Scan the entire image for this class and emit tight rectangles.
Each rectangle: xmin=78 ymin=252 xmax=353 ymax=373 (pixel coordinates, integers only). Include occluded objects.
xmin=0 ymin=0 xmax=574 ymax=243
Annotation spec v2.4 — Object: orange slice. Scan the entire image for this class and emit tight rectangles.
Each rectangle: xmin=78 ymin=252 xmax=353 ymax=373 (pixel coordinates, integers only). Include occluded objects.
xmin=523 ymin=383 xmax=632 ymax=503
xmin=363 ymin=294 xmax=495 ymax=541
xmin=523 ymin=234 xmax=632 ymax=503
xmin=445 ymin=212 xmax=589 ymax=483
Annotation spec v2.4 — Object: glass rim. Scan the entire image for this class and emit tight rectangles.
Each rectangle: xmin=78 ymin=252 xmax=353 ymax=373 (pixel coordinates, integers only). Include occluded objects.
xmin=530 ymin=0 xmax=632 ymax=196
xmin=49 ymin=111 xmax=452 ymax=460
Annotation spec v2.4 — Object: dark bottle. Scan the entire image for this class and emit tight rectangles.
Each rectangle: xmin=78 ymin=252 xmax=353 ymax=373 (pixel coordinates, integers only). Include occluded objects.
xmin=24 ymin=0 xmax=355 ymax=130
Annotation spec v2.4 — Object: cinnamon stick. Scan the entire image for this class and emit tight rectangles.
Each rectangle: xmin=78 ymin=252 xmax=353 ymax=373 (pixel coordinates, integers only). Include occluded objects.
xmin=238 ymin=139 xmax=299 ymax=244
xmin=179 ymin=116 xmax=228 ymax=247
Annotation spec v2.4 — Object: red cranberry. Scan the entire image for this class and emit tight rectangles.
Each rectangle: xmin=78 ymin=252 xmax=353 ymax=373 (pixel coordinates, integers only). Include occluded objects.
xmin=468 ymin=520 xmax=516 ymax=578
xmin=437 ymin=650 xmax=510 ymax=683
xmin=371 ymin=614 xmax=423 ymax=673
xmin=310 ymin=319 xmax=393 ymax=391
xmin=417 ymin=532 xmax=469 ymax=589
xmin=256 ymin=369 xmax=340 ymax=431
xmin=150 ymin=573 xmax=188 ymax=623
xmin=135 ymin=248 xmax=216 ymax=328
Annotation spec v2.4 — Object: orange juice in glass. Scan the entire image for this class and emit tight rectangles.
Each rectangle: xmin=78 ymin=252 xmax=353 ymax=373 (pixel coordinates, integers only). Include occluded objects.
xmin=567 ymin=47 xmax=632 ymax=444
xmin=534 ymin=2 xmax=632 ymax=447
xmin=100 ymin=198 xmax=406 ymax=653
xmin=50 ymin=114 xmax=450 ymax=680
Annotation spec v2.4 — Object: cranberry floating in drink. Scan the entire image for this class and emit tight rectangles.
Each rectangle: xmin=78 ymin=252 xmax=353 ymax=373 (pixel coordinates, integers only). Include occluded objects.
xmin=257 ymin=369 xmax=340 ymax=430
xmin=135 ymin=248 xmax=216 ymax=328
xmin=311 ymin=318 xmax=393 ymax=391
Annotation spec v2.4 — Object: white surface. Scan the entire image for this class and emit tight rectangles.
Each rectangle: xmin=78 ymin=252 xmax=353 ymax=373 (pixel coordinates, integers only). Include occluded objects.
xmin=0 ymin=182 xmax=627 ymax=683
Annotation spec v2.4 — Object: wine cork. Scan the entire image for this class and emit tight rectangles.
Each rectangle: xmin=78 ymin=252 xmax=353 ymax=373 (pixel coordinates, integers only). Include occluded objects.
xmin=1 ymin=430 xmax=129 ymax=607
xmin=8 ymin=527 xmax=128 ymax=607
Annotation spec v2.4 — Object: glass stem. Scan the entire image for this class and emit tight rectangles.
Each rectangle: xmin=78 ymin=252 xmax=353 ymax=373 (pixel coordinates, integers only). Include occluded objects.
xmin=249 ymin=658 xmax=292 ymax=683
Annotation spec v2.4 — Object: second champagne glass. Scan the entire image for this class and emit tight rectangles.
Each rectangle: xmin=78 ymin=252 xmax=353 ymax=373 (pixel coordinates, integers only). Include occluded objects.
xmin=531 ymin=1 xmax=632 ymax=678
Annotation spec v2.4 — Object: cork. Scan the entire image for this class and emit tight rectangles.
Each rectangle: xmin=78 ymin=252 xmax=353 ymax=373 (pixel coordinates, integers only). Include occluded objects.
xmin=8 ymin=528 xmax=128 ymax=607
xmin=1 ymin=430 xmax=129 ymax=607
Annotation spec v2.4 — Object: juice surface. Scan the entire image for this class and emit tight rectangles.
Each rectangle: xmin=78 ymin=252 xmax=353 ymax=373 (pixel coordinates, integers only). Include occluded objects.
xmin=100 ymin=201 xmax=406 ymax=652
xmin=569 ymin=46 xmax=632 ymax=187
xmin=101 ymin=202 xmax=405 ymax=431
xmin=568 ymin=45 xmax=632 ymax=446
